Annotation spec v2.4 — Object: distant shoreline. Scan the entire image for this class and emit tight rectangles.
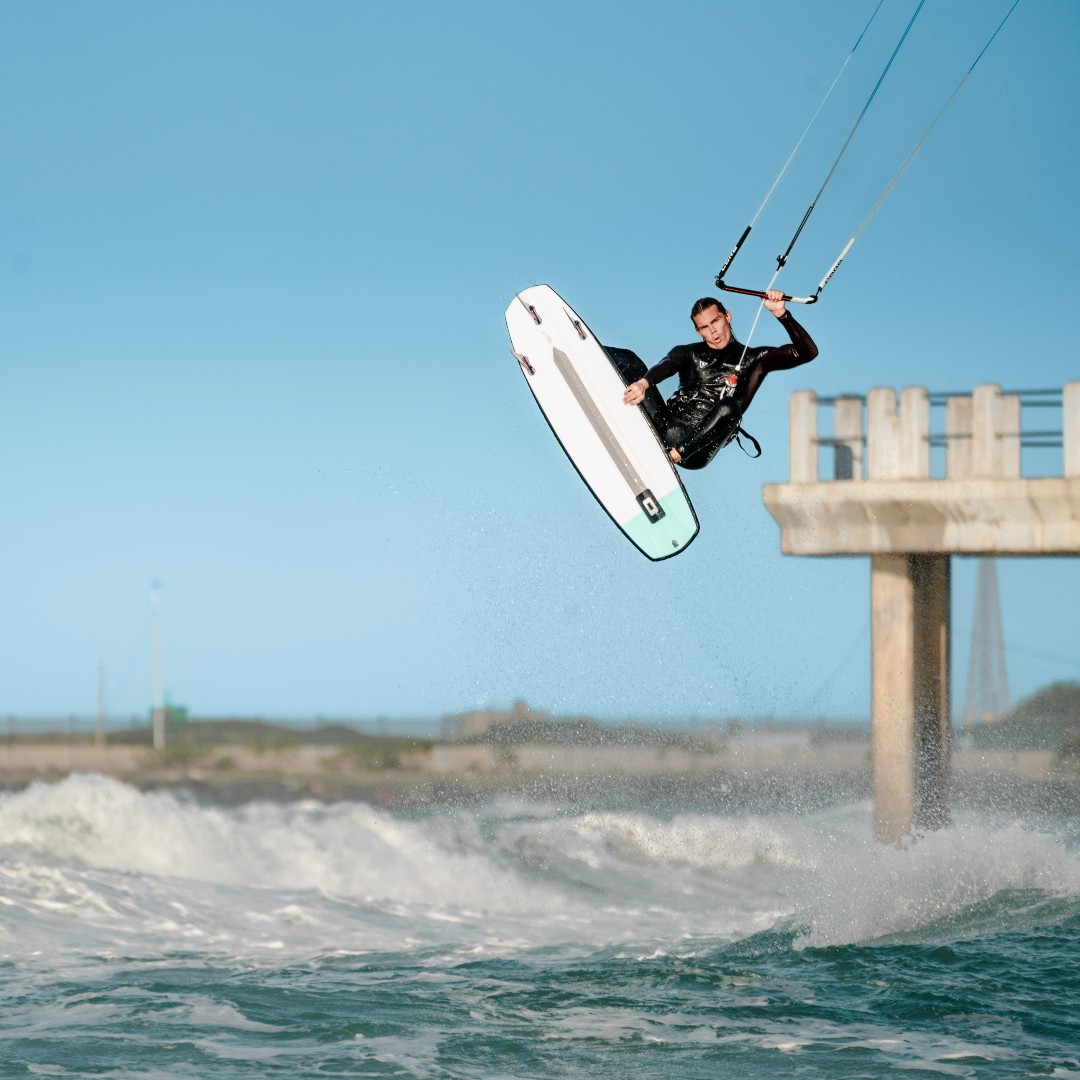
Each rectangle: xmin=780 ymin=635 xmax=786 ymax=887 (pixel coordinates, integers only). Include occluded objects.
xmin=2 ymin=727 xmax=1077 ymax=815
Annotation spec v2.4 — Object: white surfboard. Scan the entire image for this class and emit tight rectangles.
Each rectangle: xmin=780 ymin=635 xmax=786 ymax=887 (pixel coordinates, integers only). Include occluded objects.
xmin=505 ymin=284 xmax=698 ymax=560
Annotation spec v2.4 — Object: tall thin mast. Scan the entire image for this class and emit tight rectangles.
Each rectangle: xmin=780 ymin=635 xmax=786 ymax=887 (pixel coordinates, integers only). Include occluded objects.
xmin=96 ymin=661 xmax=107 ymax=748
xmin=151 ymin=581 xmax=165 ymax=750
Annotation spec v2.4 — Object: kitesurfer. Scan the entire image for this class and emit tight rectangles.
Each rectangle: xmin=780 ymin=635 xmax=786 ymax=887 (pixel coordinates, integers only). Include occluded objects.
xmin=620 ymin=289 xmax=818 ymax=469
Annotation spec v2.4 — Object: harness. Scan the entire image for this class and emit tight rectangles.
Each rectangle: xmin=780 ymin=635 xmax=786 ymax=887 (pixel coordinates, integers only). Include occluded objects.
xmin=732 ymin=427 xmax=762 ymax=458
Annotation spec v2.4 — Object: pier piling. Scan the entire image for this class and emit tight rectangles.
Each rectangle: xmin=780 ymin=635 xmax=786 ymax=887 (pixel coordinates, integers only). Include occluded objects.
xmin=765 ymin=381 xmax=1080 ymax=842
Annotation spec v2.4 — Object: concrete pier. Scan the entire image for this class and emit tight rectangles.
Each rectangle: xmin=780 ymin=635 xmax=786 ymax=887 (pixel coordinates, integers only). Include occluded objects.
xmin=764 ymin=382 xmax=1080 ymax=843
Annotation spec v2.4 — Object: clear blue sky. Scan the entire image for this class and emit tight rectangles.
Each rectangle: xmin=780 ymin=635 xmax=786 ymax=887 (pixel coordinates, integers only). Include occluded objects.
xmin=2 ymin=0 xmax=1077 ymax=724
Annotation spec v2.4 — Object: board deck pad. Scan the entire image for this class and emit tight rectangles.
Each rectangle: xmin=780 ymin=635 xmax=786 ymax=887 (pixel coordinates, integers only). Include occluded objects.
xmin=505 ymin=284 xmax=699 ymax=560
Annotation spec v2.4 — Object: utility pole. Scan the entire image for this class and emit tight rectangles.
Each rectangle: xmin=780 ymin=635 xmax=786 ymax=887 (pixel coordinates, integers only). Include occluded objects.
xmin=96 ymin=662 xmax=107 ymax=747
xmin=151 ymin=581 xmax=166 ymax=750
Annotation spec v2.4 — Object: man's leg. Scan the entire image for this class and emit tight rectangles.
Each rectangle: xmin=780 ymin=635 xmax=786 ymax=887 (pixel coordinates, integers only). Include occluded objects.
xmin=602 ymin=346 xmax=735 ymax=467
xmin=605 ymin=347 xmax=648 ymax=385
xmin=671 ymin=399 xmax=742 ymax=464
xmin=677 ymin=442 xmax=724 ymax=470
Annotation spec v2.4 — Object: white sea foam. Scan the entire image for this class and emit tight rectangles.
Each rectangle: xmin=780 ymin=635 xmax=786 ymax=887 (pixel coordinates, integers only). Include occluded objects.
xmin=0 ymin=775 xmax=1077 ymax=967
xmin=787 ymin=807 xmax=1080 ymax=948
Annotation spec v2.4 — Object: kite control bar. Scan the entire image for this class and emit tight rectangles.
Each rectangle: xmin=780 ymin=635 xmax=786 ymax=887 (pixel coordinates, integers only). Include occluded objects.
xmin=715 ymin=236 xmax=854 ymax=306
xmin=714 ymin=278 xmax=819 ymax=306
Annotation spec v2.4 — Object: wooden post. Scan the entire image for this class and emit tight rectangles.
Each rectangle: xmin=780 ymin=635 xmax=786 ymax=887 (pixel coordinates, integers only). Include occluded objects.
xmin=867 ymin=388 xmax=901 ymax=479
xmin=790 ymin=390 xmax=818 ymax=483
xmin=972 ymin=384 xmax=1003 ymax=477
xmin=945 ymin=396 xmax=973 ymax=479
xmin=899 ymin=387 xmax=930 ymax=478
xmin=1001 ymin=394 xmax=1021 ymax=478
xmin=1064 ymin=381 xmax=1080 ymax=479
xmin=833 ymin=396 xmax=864 ymax=480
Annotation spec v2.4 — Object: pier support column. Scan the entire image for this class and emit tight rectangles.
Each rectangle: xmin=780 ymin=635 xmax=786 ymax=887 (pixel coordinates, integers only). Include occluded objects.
xmin=871 ymin=553 xmax=951 ymax=843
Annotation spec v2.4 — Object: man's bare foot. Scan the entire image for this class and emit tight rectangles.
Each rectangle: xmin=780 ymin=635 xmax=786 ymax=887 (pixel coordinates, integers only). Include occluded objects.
xmin=669 ymin=449 xmax=682 ymax=463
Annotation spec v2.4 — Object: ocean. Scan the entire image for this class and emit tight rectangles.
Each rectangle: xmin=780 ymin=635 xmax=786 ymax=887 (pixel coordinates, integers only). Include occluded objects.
xmin=1 ymin=773 xmax=1078 ymax=1078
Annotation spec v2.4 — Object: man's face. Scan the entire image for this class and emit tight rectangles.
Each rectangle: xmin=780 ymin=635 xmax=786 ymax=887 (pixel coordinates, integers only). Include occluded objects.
xmin=693 ymin=305 xmax=733 ymax=350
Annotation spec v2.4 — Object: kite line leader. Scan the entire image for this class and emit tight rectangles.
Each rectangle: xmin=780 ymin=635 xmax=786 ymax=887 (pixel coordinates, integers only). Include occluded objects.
xmin=715 ymin=0 xmax=1022 ymax=306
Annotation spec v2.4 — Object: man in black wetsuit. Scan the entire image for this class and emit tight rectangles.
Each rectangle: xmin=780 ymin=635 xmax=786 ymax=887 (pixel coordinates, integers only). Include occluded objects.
xmin=620 ymin=289 xmax=818 ymax=469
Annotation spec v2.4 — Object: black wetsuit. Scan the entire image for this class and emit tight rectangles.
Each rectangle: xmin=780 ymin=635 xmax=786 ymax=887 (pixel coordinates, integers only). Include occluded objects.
xmin=611 ymin=311 xmax=818 ymax=470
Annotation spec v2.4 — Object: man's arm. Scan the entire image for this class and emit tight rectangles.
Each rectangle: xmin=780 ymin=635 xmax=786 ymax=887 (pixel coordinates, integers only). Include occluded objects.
xmin=622 ymin=351 xmax=683 ymax=406
xmin=761 ymin=290 xmax=818 ymax=371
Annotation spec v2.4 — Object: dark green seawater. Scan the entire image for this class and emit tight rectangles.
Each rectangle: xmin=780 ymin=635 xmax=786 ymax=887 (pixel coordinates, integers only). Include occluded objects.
xmin=1 ymin=775 xmax=1078 ymax=1077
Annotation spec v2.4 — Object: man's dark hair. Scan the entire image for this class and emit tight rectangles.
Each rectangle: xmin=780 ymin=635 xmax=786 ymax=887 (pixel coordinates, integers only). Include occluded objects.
xmin=690 ymin=297 xmax=728 ymax=320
